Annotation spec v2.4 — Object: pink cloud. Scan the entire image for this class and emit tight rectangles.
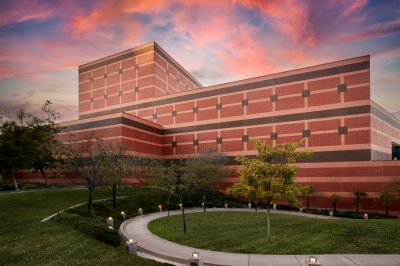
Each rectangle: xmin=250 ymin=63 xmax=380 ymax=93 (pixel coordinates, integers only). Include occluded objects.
xmin=341 ymin=0 xmax=368 ymax=16
xmin=0 ymin=0 xmax=53 ymax=26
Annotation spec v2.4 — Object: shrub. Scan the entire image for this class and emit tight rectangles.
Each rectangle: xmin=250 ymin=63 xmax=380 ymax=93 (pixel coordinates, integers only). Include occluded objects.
xmin=55 ymin=214 xmax=121 ymax=246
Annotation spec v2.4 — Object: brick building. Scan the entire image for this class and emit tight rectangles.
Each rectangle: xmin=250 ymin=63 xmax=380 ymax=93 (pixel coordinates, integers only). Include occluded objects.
xmin=33 ymin=41 xmax=400 ymax=212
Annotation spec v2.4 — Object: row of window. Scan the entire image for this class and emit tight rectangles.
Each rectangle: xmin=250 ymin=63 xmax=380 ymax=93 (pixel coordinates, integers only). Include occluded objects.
xmin=170 ymin=127 xmax=348 ymax=147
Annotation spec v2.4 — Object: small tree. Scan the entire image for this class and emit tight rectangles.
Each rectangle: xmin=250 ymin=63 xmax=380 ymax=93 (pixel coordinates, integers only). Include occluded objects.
xmin=64 ymin=133 xmax=104 ymax=216
xmin=149 ymin=160 xmax=190 ymax=234
xmin=379 ymin=177 xmax=400 ymax=217
xmin=228 ymin=139 xmax=312 ymax=241
xmin=354 ymin=190 xmax=368 ymax=213
xmin=302 ymin=185 xmax=314 ymax=210
xmin=184 ymin=150 xmax=229 ymax=212
xmin=330 ymin=193 xmax=342 ymax=212
xmin=98 ymin=142 xmax=129 ymax=210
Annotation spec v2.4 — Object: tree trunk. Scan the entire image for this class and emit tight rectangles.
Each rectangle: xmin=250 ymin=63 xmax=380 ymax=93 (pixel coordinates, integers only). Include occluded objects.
xmin=356 ymin=195 xmax=360 ymax=213
xmin=167 ymin=189 xmax=172 ymax=216
xmin=333 ymin=201 xmax=337 ymax=212
xmin=306 ymin=195 xmax=310 ymax=209
xmin=266 ymin=202 xmax=271 ymax=241
xmin=87 ymin=180 xmax=93 ymax=216
xmin=255 ymin=201 xmax=258 ymax=212
xmin=180 ymin=198 xmax=187 ymax=235
xmin=39 ymin=167 xmax=49 ymax=186
xmin=202 ymin=190 xmax=207 ymax=212
xmin=11 ymin=172 xmax=19 ymax=191
xmin=385 ymin=202 xmax=389 ymax=217
xmin=112 ymin=184 xmax=116 ymax=210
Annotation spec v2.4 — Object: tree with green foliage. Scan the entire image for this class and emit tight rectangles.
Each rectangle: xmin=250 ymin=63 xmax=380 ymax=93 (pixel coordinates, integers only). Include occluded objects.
xmin=64 ymin=133 xmax=105 ymax=216
xmin=379 ymin=177 xmax=400 ymax=217
xmin=301 ymin=185 xmax=314 ymax=210
xmin=31 ymin=101 xmax=64 ymax=186
xmin=330 ymin=193 xmax=342 ymax=212
xmin=228 ymin=139 xmax=312 ymax=241
xmin=184 ymin=149 xmax=229 ymax=212
xmin=149 ymin=160 xmax=190 ymax=234
xmin=354 ymin=190 xmax=368 ymax=213
xmin=98 ymin=142 xmax=128 ymax=210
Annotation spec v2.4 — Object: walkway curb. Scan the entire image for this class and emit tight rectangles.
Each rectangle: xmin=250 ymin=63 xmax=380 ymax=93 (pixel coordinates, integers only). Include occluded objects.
xmin=119 ymin=208 xmax=400 ymax=266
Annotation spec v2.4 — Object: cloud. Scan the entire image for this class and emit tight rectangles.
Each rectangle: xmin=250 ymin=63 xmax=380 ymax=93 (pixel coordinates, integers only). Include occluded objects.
xmin=0 ymin=0 xmax=53 ymax=26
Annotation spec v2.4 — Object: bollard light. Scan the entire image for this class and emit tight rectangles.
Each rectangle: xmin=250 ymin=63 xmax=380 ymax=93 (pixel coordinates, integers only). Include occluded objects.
xmin=201 ymin=202 xmax=205 ymax=209
xmin=125 ymin=239 xmax=138 ymax=255
xmin=224 ymin=203 xmax=228 ymax=208
xmin=329 ymin=211 xmax=333 ymax=217
xmin=306 ymin=256 xmax=321 ymax=266
xmin=107 ymin=217 xmax=114 ymax=227
xmin=121 ymin=211 xmax=126 ymax=221
xmin=108 ymin=225 xmax=114 ymax=230
xmin=248 ymin=203 xmax=252 ymax=209
xmin=138 ymin=208 xmax=143 ymax=215
xmin=189 ymin=251 xmax=203 ymax=266
xmin=273 ymin=204 xmax=276 ymax=210
xmin=364 ymin=213 xmax=368 ymax=220
xmin=300 ymin=207 xmax=303 ymax=212
xmin=179 ymin=203 xmax=183 ymax=210
xmin=158 ymin=205 xmax=162 ymax=212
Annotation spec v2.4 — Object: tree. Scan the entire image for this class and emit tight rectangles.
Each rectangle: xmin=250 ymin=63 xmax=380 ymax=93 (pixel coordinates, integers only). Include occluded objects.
xmin=0 ymin=110 xmax=37 ymax=190
xmin=379 ymin=177 xmax=400 ymax=217
xmin=149 ymin=160 xmax=190 ymax=234
xmin=330 ymin=193 xmax=342 ymax=212
xmin=184 ymin=150 xmax=229 ymax=212
xmin=98 ymin=142 xmax=129 ymax=210
xmin=354 ymin=190 xmax=368 ymax=213
xmin=302 ymin=185 xmax=314 ymax=210
xmin=64 ymin=133 xmax=104 ymax=216
xmin=228 ymin=139 xmax=312 ymax=241
xmin=31 ymin=101 xmax=64 ymax=186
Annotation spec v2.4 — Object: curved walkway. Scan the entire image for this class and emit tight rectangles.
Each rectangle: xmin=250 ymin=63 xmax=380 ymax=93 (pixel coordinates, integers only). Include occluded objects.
xmin=119 ymin=208 xmax=400 ymax=266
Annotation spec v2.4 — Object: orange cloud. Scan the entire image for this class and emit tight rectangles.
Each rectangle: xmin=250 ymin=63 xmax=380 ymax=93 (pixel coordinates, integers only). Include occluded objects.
xmin=341 ymin=0 xmax=368 ymax=16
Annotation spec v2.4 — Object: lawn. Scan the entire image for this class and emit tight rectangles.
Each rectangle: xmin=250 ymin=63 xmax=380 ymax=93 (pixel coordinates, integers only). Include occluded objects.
xmin=148 ymin=211 xmax=400 ymax=254
xmin=0 ymin=187 xmax=169 ymax=265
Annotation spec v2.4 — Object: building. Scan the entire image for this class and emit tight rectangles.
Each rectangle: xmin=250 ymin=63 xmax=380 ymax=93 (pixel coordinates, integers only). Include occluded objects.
xmin=25 ymin=41 xmax=400 ymax=212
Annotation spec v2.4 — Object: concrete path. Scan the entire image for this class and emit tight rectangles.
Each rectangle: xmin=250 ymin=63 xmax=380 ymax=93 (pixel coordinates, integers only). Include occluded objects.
xmin=119 ymin=208 xmax=400 ymax=266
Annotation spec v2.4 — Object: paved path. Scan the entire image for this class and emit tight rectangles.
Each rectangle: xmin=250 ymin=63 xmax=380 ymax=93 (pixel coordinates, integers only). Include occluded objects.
xmin=119 ymin=208 xmax=400 ymax=266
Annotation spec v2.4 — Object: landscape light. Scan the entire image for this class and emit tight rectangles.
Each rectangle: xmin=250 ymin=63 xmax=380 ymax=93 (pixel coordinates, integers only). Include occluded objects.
xmin=364 ymin=213 xmax=368 ymax=220
xmin=179 ymin=203 xmax=183 ymax=210
xmin=138 ymin=208 xmax=143 ymax=215
xmin=192 ymin=252 xmax=199 ymax=259
xmin=108 ymin=225 xmax=113 ymax=230
xmin=120 ymin=211 xmax=126 ymax=220
xmin=158 ymin=205 xmax=162 ymax=212
xmin=125 ymin=239 xmax=138 ymax=255
xmin=201 ymin=202 xmax=204 ymax=208
xmin=189 ymin=251 xmax=203 ymax=266
xmin=107 ymin=217 xmax=114 ymax=227
xmin=306 ymin=256 xmax=321 ymax=266
xmin=248 ymin=203 xmax=252 ymax=208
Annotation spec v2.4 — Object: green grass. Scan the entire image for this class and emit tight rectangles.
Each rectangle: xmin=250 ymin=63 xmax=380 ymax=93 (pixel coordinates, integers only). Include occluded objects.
xmin=148 ymin=211 xmax=400 ymax=254
xmin=0 ymin=187 xmax=169 ymax=265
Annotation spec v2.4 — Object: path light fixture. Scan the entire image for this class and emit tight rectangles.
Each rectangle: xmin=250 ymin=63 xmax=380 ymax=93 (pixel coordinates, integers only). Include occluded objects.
xmin=125 ymin=239 xmax=138 ymax=255
xmin=306 ymin=256 xmax=321 ymax=266
xmin=108 ymin=225 xmax=114 ymax=230
xmin=120 ymin=211 xmax=126 ymax=221
xmin=138 ymin=208 xmax=143 ymax=215
xmin=364 ymin=213 xmax=368 ymax=220
xmin=189 ymin=251 xmax=203 ymax=266
xmin=179 ymin=203 xmax=183 ymax=210
xmin=273 ymin=204 xmax=276 ymax=210
xmin=201 ymin=202 xmax=204 ymax=209
xmin=107 ymin=217 xmax=114 ymax=227
xmin=248 ymin=203 xmax=252 ymax=209
xmin=224 ymin=202 xmax=228 ymax=208
xmin=158 ymin=205 xmax=162 ymax=212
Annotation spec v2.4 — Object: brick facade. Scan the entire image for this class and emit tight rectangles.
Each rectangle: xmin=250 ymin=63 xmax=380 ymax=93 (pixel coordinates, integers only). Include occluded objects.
xmin=17 ymin=42 xmax=400 ymax=213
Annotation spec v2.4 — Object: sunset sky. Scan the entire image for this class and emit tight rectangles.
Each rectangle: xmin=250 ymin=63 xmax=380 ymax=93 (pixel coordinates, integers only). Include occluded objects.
xmin=1 ymin=0 xmax=399 ymax=121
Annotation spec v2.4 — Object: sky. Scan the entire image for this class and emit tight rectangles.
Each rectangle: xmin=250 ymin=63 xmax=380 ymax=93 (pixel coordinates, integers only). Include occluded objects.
xmin=0 ymin=0 xmax=399 ymax=122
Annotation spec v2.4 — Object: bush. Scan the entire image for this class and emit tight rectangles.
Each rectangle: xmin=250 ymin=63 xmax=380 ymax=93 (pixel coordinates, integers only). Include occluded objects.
xmin=55 ymin=214 xmax=121 ymax=246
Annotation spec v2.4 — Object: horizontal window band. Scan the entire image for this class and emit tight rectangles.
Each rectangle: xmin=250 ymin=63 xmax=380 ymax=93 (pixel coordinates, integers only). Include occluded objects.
xmin=65 ymin=105 xmax=372 ymax=135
